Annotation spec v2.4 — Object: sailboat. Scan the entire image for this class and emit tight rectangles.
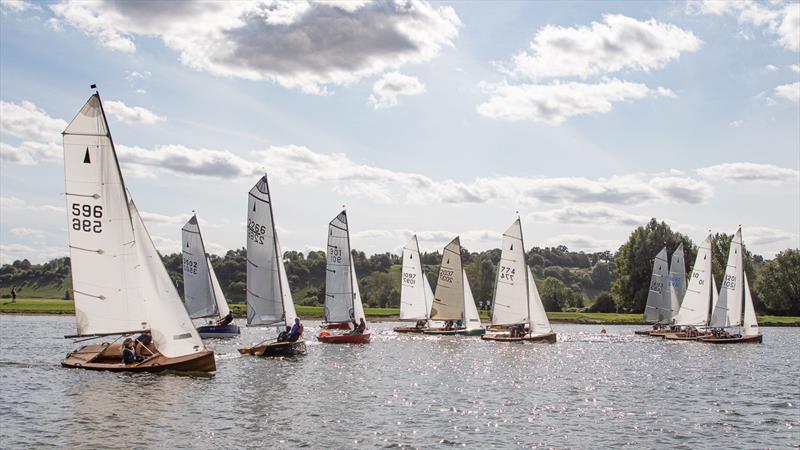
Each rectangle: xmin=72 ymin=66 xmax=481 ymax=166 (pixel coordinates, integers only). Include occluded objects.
xmin=239 ymin=175 xmax=306 ymax=356
xmin=317 ymin=210 xmax=371 ymax=344
xmin=394 ymin=235 xmax=442 ymax=333
xmin=61 ymin=91 xmax=215 ymax=372
xmin=700 ymin=227 xmax=762 ymax=344
xmin=181 ymin=214 xmax=240 ymax=338
xmin=423 ymin=237 xmax=485 ymax=336
xmin=663 ymin=233 xmax=718 ymax=341
xmin=482 ymin=219 xmax=556 ymax=343
xmin=668 ymin=243 xmax=687 ymax=315
xmin=635 ymin=247 xmax=672 ymax=336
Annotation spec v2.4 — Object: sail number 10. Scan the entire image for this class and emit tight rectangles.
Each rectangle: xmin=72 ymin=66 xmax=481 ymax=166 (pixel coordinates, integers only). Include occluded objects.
xmin=71 ymin=203 xmax=102 ymax=233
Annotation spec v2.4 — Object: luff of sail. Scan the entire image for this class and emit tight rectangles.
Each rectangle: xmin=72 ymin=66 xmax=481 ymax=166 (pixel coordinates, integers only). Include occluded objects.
xmin=430 ymin=237 xmax=465 ymax=321
xmin=673 ymin=234 xmax=713 ymax=326
xmin=668 ymin=243 xmax=687 ymax=314
xmin=400 ymin=235 xmax=431 ymax=321
xmin=643 ymin=247 xmax=671 ymax=323
xmin=181 ymin=215 xmax=218 ymax=319
xmin=129 ymin=200 xmax=205 ymax=358
xmin=246 ymin=176 xmax=285 ymax=327
xmin=710 ymin=228 xmax=744 ymax=328
xmin=325 ymin=211 xmax=356 ymax=323
xmin=63 ymin=93 xmax=146 ymax=336
xmin=491 ymin=219 xmax=529 ymax=325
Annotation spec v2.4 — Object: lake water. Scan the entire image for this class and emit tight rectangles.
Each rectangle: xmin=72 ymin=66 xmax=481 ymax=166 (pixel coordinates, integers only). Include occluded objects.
xmin=0 ymin=315 xmax=797 ymax=449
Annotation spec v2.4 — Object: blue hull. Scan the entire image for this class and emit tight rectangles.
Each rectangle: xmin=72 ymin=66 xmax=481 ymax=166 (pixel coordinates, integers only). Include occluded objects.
xmin=197 ymin=324 xmax=241 ymax=338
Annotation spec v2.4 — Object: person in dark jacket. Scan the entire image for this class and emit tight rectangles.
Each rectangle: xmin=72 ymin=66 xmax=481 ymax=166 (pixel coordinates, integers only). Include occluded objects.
xmin=122 ymin=338 xmax=143 ymax=364
xmin=217 ymin=312 xmax=234 ymax=326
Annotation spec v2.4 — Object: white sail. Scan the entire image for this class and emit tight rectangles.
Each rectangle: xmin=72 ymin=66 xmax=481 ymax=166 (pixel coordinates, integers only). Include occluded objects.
xmin=399 ymin=236 xmax=430 ymax=320
xmin=181 ymin=215 xmax=218 ymax=319
xmin=430 ymin=237 xmax=464 ymax=321
xmin=208 ymin=256 xmax=230 ymax=319
xmin=527 ymin=267 xmax=552 ymax=334
xmin=325 ymin=210 xmax=356 ymax=323
xmin=710 ymin=273 xmax=719 ymax=321
xmin=673 ymin=234 xmax=713 ymax=326
xmin=669 ymin=243 xmax=687 ymax=313
xmin=742 ymin=272 xmax=760 ymax=336
xmin=275 ymin=236 xmax=297 ymax=327
xmin=63 ymin=94 xmax=146 ymax=336
xmin=491 ymin=219 xmax=529 ymax=325
xmin=129 ymin=200 xmax=205 ymax=358
xmin=463 ymin=269 xmax=481 ymax=330
xmin=643 ymin=247 xmax=671 ymax=323
xmin=710 ymin=228 xmax=744 ymax=328
xmin=422 ymin=276 xmax=443 ymax=328
xmin=351 ymin=262 xmax=367 ymax=325
xmin=246 ymin=176 xmax=284 ymax=327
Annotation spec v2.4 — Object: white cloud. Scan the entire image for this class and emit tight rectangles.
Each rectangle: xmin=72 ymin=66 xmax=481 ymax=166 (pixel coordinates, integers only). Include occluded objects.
xmin=477 ymin=79 xmax=674 ymax=125
xmin=696 ymin=162 xmax=800 ymax=184
xmin=9 ymin=227 xmax=45 ymax=238
xmin=729 ymin=119 xmax=744 ymax=128
xmin=0 ymin=196 xmax=64 ymax=213
xmin=0 ymin=100 xmax=67 ymax=163
xmin=0 ymin=0 xmax=39 ymax=13
xmin=368 ymin=72 xmax=426 ymax=109
xmin=117 ymin=144 xmax=257 ymax=179
xmin=529 ymin=205 xmax=648 ymax=227
xmin=650 ymin=176 xmax=715 ymax=204
xmin=764 ymin=64 xmax=779 ymax=71
xmin=545 ymin=234 xmax=618 ymax=252
xmin=51 ymin=0 xmax=461 ymax=94
xmin=103 ymin=100 xmax=165 ymax=124
xmin=504 ymin=14 xmax=700 ymax=79
xmin=0 ymin=243 xmax=65 ymax=265
xmin=138 ymin=210 xmax=192 ymax=226
xmin=687 ymin=1 xmax=800 ymax=51
xmin=774 ymin=81 xmax=800 ymax=102
xmin=790 ymin=64 xmax=800 ymax=73
xmin=746 ymin=226 xmax=797 ymax=246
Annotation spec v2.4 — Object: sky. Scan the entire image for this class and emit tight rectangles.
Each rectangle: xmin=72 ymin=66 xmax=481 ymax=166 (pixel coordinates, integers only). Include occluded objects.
xmin=0 ymin=0 xmax=798 ymax=265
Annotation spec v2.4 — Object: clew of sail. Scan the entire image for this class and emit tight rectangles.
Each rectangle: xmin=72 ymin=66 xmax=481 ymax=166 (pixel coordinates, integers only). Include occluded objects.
xmin=491 ymin=219 xmax=529 ymax=326
xmin=246 ymin=176 xmax=284 ymax=327
xmin=181 ymin=215 xmax=218 ymax=319
xmin=673 ymin=234 xmax=713 ymax=326
xmin=430 ymin=237 xmax=465 ymax=321
xmin=710 ymin=228 xmax=744 ymax=328
xmin=643 ymin=247 xmax=671 ymax=323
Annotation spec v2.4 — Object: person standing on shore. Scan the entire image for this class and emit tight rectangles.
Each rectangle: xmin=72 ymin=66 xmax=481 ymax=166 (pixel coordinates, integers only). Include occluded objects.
xmin=10 ymin=287 xmax=16 ymax=304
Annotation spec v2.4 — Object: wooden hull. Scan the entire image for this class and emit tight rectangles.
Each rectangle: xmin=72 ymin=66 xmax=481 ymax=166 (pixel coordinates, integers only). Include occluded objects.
xmin=699 ymin=334 xmax=762 ymax=344
xmin=317 ymin=330 xmax=371 ymax=344
xmin=321 ymin=322 xmax=351 ymax=330
xmin=197 ymin=324 xmax=241 ymax=339
xmin=393 ymin=326 xmax=425 ymax=333
xmin=240 ymin=340 xmax=307 ymax=357
xmin=481 ymin=332 xmax=557 ymax=343
xmin=423 ymin=328 xmax=485 ymax=336
xmin=663 ymin=332 xmax=709 ymax=341
xmin=61 ymin=343 xmax=215 ymax=373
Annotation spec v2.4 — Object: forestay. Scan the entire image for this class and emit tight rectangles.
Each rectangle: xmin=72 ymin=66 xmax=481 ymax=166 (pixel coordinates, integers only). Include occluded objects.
xmin=710 ymin=228 xmax=744 ymax=328
xmin=673 ymin=234 xmax=713 ymax=326
xmin=325 ymin=211 xmax=356 ymax=323
xmin=181 ymin=215 xmax=217 ymax=319
xmin=491 ymin=219 xmax=529 ymax=325
xmin=63 ymin=94 xmax=146 ymax=336
xmin=527 ymin=267 xmax=552 ymax=334
xmin=643 ymin=247 xmax=671 ymax=323
xmin=742 ymin=273 xmax=760 ymax=336
xmin=246 ymin=176 xmax=285 ymax=327
xmin=400 ymin=235 xmax=431 ymax=321
xmin=430 ymin=237 xmax=465 ymax=321
xmin=129 ymin=200 xmax=204 ymax=358
xmin=668 ymin=243 xmax=687 ymax=314
xmin=208 ymin=255 xmax=231 ymax=319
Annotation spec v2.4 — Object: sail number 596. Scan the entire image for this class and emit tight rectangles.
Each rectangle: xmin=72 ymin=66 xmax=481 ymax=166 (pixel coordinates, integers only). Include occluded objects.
xmin=71 ymin=203 xmax=102 ymax=233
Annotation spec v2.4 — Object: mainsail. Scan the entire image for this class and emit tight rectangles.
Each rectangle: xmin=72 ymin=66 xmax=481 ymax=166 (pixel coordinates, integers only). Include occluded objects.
xmin=430 ymin=237 xmax=465 ymax=321
xmin=324 ymin=211 xmax=356 ymax=323
xmin=181 ymin=215 xmax=218 ymax=319
xmin=673 ymin=234 xmax=713 ymax=326
xmin=643 ymin=247 xmax=671 ymax=323
xmin=400 ymin=235 xmax=432 ymax=321
xmin=246 ymin=175 xmax=286 ymax=327
xmin=490 ymin=219 xmax=529 ymax=326
xmin=668 ymin=243 xmax=687 ymax=314
xmin=709 ymin=228 xmax=744 ymax=328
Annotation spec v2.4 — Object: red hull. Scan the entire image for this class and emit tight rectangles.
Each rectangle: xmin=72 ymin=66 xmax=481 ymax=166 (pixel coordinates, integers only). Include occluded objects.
xmin=321 ymin=323 xmax=351 ymax=330
xmin=700 ymin=334 xmax=762 ymax=344
xmin=317 ymin=330 xmax=371 ymax=344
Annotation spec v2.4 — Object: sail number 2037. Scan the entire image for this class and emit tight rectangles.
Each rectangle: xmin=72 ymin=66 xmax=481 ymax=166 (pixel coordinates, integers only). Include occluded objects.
xmin=71 ymin=203 xmax=102 ymax=233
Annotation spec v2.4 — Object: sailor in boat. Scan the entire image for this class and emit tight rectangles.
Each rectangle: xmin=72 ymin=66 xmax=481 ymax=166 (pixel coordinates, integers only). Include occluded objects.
xmin=443 ymin=320 xmax=454 ymax=331
xmin=277 ymin=326 xmax=291 ymax=342
xmin=122 ymin=338 xmax=144 ymax=365
xmin=134 ymin=330 xmax=152 ymax=354
xmin=350 ymin=318 xmax=366 ymax=335
xmin=287 ymin=318 xmax=304 ymax=342
xmin=217 ymin=312 xmax=234 ymax=327
xmin=415 ymin=320 xmax=426 ymax=330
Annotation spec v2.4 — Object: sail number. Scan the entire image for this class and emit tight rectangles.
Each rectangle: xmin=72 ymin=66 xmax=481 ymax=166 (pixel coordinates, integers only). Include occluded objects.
xmin=692 ymin=271 xmax=704 ymax=286
xmin=247 ymin=219 xmax=266 ymax=245
xmin=329 ymin=247 xmax=343 ymax=263
xmin=439 ymin=268 xmax=454 ymax=284
xmin=650 ymin=281 xmax=663 ymax=292
xmin=183 ymin=258 xmax=198 ymax=275
xmin=499 ymin=265 xmax=515 ymax=281
xmin=71 ymin=203 xmax=102 ymax=233
xmin=722 ymin=274 xmax=736 ymax=290
xmin=402 ymin=272 xmax=416 ymax=286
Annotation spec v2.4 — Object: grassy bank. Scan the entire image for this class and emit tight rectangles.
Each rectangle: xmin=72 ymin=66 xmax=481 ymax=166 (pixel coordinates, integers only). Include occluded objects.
xmin=3 ymin=298 xmax=799 ymax=326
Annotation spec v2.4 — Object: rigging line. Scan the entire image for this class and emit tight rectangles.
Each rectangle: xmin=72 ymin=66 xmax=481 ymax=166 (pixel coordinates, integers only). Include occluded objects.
xmin=69 ymin=245 xmax=104 ymax=254
xmin=65 ymin=192 xmax=100 ymax=199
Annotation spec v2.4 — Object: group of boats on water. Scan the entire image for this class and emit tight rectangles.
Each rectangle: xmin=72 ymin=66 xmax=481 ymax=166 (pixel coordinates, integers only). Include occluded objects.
xmin=57 ymin=90 xmax=757 ymax=375
xmin=635 ymin=229 xmax=762 ymax=344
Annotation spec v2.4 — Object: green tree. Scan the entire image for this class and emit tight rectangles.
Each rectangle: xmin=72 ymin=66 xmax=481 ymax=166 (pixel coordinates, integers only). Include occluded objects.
xmin=755 ymin=249 xmax=800 ymax=315
xmin=539 ymin=277 xmax=572 ymax=312
xmin=590 ymin=292 xmax=617 ymax=313
xmin=591 ymin=262 xmax=612 ymax=291
xmin=612 ymin=219 xmax=696 ymax=313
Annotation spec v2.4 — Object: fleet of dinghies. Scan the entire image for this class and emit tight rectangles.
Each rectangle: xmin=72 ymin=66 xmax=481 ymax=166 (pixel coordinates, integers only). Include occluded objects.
xmin=57 ymin=89 xmax=762 ymax=374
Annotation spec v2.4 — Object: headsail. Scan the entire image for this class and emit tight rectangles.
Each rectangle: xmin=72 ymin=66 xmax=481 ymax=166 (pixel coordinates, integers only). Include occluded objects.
xmin=643 ymin=247 xmax=671 ymax=323
xmin=63 ymin=93 xmax=146 ymax=336
xmin=400 ymin=235 xmax=431 ymax=321
xmin=527 ymin=267 xmax=552 ymax=334
xmin=430 ymin=237 xmax=464 ymax=321
xmin=668 ymin=243 xmax=687 ymax=314
xmin=246 ymin=176 xmax=285 ymax=327
xmin=208 ymin=255 xmax=231 ymax=319
xmin=181 ymin=215 xmax=218 ymax=319
xmin=491 ymin=219 xmax=529 ymax=325
xmin=463 ymin=269 xmax=482 ymax=330
xmin=710 ymin=228 xmax=744 ymax=328
xmin=324 ymin=211 xmax=356 ymax=323
xmin=673 ymin=234 xmax=713 ymax=326
xmin=276 ymin=236 xmax=297 ymax=327
xmin=741 ymin=272 xmax=760 ymax=336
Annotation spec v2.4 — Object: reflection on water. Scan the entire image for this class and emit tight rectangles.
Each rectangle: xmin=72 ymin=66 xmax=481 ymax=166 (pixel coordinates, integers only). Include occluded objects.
xmin=0 ymin=315 xmax=798 ymax=448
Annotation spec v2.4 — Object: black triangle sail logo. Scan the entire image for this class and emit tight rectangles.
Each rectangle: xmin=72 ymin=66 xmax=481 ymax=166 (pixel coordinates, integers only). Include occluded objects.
xmin=83 ymin=148 xmax=91 ymax=164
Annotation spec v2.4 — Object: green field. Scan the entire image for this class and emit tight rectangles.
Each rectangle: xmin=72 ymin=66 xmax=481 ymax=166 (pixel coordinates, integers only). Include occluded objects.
xmin=2 ymin=298 xmax=798 ymax=326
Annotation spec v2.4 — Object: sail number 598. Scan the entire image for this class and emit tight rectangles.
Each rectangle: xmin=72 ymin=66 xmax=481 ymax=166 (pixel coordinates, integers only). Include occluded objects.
xmin=71 ymin=203 xmax=102 ymax=233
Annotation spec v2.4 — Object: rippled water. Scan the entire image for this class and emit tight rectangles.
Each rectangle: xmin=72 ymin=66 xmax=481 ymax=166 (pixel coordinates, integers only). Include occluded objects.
xmin=0 ymin=315 xmax=798 ymax=448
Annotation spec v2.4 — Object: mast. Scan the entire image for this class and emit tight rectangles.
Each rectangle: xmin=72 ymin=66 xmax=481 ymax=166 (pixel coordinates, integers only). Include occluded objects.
xmin=94 ymin=89 xmax=132 ymax=231
xmin=264 ymin=174 xmax=287 ymax=325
